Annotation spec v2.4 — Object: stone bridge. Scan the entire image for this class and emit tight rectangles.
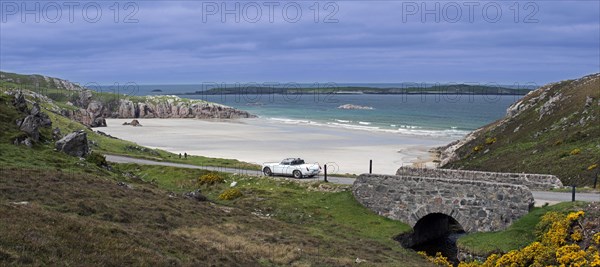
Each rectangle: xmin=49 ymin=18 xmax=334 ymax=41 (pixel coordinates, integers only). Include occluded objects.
xmin=396 ymin=167 xmax=562 ymax=191
xmin=352 ymin=173 xmax=536 ymax=246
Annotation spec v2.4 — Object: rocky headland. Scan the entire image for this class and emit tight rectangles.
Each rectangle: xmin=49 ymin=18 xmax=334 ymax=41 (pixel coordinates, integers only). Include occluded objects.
xmin=0 ymin=72 xmax=256 ymax=128
xmin=439 ymin=73 xmax=600 ymax=186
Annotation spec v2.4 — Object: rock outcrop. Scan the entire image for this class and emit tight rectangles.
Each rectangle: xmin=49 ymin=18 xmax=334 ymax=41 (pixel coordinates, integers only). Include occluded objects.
xmin=338 ymin=104 xmax=374 ymax=110
xmin=114 ymin=96 xmax=255 ymax=119
xmin=61 ymin=93 xmax=255 ymax=127
xmin=55 ymin=130 xmax=89 ymax=157
xmin=12 ymin=91 xmax=28 ymax=113
xmin=123 ymin=119 xmax=141 ymax=126
xmin=11 ymin=93 xmax=52 ymax=145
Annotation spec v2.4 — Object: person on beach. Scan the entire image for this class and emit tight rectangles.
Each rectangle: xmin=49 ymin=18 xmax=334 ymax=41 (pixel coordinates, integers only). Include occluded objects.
xmin=179 ymin=153 xmax=182 ymax=159
xmin=184 ymin=153 xmax=187 ymax=159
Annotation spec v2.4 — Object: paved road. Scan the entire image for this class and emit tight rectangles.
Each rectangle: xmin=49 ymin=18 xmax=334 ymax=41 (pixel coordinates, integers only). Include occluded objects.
xmin=106 ymin=154 xmax=356 ymax=184
xmin=106 ymin=154 xmax=599 ymax=203
xmin=532 ymin=191 xmax=599 ymax=203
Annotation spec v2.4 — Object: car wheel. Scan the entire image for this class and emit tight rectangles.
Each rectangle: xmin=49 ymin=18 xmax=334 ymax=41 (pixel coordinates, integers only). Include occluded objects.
xmin=293 ymin=170 xmax=302 ymax=179
xmin=263 ymin=167 xmax=273 ymax=176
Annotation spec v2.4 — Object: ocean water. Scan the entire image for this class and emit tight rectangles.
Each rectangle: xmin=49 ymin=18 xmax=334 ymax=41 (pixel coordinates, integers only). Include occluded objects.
xmin=115 ymin=85 xmax=523 ymax=139
xmin=192 ymin=93 xmax=521 ymax=139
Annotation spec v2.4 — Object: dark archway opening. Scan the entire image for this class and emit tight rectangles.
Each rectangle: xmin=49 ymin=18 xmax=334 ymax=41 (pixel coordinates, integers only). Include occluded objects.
xmin=395 ymin=213 xmax=465 ymax=265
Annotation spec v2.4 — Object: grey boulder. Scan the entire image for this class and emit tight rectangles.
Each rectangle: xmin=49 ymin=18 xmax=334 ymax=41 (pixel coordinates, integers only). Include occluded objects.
xmin=55 ymin=130 xmax=90 ymax=157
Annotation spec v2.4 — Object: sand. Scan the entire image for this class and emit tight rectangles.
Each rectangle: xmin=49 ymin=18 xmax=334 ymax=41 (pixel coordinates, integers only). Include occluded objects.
xmin=100 ymin=118 xmax=456 ymax=175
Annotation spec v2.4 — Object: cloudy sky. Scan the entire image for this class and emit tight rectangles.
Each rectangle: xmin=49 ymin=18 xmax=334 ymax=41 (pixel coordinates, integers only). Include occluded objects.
xmin=0 ymin=1 xmax=598 ymax=85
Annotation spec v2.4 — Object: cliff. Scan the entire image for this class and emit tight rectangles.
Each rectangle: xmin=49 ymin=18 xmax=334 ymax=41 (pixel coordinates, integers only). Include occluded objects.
xmin=0 ymin=71 xmax=256 ymax=127
xmin=440 ymin=73 xmax=600 ymax=186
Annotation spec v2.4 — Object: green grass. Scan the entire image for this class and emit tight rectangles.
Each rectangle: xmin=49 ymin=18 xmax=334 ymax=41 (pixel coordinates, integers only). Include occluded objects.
xmin=457 ymin=201 xmax=587 ymax=256
xmin=113 ymin=163 xmax=418 ymax=260
xmin=113 ymin=164 xmax=212 ymax=192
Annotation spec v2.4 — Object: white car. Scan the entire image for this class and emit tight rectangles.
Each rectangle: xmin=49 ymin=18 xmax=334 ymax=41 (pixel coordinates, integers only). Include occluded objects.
xmin=262 ymin=158 xmax=321 ymax=178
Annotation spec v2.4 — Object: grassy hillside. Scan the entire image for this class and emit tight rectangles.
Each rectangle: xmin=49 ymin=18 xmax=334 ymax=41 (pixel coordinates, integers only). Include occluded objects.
xmin=442 ymin=73 xmax=600 ymax=186
xmin=0 ymin=84 xmax=435 ymax=266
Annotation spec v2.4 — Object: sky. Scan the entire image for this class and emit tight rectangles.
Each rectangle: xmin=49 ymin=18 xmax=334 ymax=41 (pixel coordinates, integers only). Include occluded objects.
xmin=0 ymin=1 xmax=599 ymax=86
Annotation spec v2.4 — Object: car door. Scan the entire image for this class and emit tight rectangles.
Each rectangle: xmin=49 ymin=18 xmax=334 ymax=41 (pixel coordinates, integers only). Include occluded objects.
xmin=286 ymin=159 xmax=300 ymax=175
xmin=274 ymin=159 xmax=290 ymax=175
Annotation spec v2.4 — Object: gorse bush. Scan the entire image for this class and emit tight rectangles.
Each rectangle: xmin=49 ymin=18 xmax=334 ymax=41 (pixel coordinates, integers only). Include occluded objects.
xmin=485 ymin=137 xmax=497 ymax=145
xmin=422 ymin=210 xmax=600 ymax=267
xmin=198 ymin=173 xmax=224 ymax=185
xmin=418 ymin=251 xmax=452 ymax=267
xmin=570 ymin=148 xmax=582 ymax=155
xmin=218 ymin=188 xmax=242 ymax=200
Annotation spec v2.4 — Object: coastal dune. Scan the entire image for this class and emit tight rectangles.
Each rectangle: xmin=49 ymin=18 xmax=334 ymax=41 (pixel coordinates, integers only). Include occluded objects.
xmin=101 ymin=118 xmax=453 ymax=175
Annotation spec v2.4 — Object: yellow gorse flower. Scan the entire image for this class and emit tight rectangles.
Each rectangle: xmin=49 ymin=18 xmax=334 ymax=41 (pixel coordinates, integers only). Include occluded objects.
xmin=454 ymin=210 xmax=599 ymax=267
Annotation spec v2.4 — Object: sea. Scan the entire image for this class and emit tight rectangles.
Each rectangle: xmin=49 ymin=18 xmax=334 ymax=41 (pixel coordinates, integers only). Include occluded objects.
xmin=100 ymin=84 xmax=526 ymax=139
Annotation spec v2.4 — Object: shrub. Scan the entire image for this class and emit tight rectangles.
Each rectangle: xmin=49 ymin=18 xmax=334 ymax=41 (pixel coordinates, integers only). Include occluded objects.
xmin=218 ymin=188 xmax=242 ymax=200
xmin=570 ymin=148 xmax=582 ymax=155
xmin=418 ymin=251 xmax=452 ymax=267
xmin=588 ymin=164 xmax=598 ymax=171
xmin=457 ymin=211 xmax=598 ymax=267
xmin=485 ymin=137 xmax=497 ymax=145
xmin=473 ymin=145 xmax=483 ymax=152
xmin=198 ymin=172 xmax=224 ymax=185
xmin=554 ymin=140 xmax=563 ymax=146
xmin=86 ymin=152 xmax=107 ymax=167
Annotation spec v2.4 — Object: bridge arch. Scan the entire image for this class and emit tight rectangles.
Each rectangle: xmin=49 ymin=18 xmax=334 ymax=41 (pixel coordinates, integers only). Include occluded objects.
xmin=410 ymin=206 xmax=473 ymax=233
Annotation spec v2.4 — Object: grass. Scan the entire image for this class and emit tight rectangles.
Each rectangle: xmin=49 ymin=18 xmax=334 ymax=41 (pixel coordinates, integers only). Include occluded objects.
xmin=113 ymin=163 xmax=424 ymax=265
xmin=0 ymin=163 xmax=431 ymax=266
xmin=457 ymin=201 xmax=587 ymax=256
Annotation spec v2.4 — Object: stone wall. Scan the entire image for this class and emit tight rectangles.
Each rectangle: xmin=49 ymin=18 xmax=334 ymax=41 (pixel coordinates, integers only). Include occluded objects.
xmin=352 ymin=174 xmax=534 ymax=232
xmin=396 ymin=167 xmax=562 ymax=191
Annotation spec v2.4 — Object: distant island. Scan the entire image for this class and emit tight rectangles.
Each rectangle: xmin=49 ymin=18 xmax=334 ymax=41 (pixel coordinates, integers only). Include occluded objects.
xmin=151 ymin=89 xmax=163 ymax=92
xmin=175 ymin=84 xmax=532 ymax=96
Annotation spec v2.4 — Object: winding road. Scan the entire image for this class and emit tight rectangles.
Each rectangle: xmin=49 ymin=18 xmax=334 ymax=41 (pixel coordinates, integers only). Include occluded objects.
xmin=106 ymin=154 xmax=599 ymax=204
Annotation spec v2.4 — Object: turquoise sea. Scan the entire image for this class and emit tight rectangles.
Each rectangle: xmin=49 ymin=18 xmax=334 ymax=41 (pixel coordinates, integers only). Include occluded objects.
xmin=118 ymin=84 xmax=525 ymax=139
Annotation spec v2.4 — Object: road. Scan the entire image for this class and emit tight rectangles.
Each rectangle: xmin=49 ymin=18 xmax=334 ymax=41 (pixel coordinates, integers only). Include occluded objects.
xmin=106 ymin=154 xmax=357 ymax=184
xmin=106 ymin=154 xmax=599 ymax=204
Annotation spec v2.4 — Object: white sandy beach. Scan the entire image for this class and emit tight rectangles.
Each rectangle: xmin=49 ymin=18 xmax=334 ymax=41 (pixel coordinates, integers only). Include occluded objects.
xmin=100 ymin=118 xmax=456 ymax=175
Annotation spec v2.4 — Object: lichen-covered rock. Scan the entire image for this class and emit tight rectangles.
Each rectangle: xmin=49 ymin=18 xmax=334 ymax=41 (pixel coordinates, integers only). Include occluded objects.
xmin=12 ymin=91 xmax=28 ymax=113
xmin=13 ymin=136 xmax=33 ymax=147
xmin=18 ymin=115 xmax=40 ymax=141
xmin=114 ymin=96 xmax=256 ymax=119
xmin=55 ymin=130 xmax=89 ymax=157
xmin=52 ymin=127 xmax=62 ymax=140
